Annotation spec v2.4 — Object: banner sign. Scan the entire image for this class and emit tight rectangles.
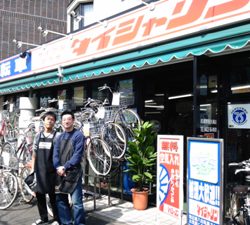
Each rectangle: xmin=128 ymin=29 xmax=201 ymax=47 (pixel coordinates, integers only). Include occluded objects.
xmin=228 ymin=104 xmax=250 ymax=129
xmin=157 ymin=135 xmax=183 ymax=219
xmin=0 ymin=54 xmax=31 ymax=81
xmin=187 ymin=138 xmax=224 ymax=225
xmin=31 ymin=0 xmax=250 ymax=74
xmin=0 ymin=0 xmax=249 ymax=81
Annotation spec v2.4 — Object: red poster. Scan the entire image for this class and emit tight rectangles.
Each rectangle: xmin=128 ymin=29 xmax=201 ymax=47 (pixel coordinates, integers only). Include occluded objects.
xmin=157 ymin=135 xmax=183 ymax=219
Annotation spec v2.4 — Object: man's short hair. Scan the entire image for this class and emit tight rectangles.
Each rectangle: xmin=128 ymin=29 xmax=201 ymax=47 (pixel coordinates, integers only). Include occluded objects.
xmin=61 ymin=110 xmax=75 ymax=120
xmin=41 ymin=111 xmax=57 ymax=121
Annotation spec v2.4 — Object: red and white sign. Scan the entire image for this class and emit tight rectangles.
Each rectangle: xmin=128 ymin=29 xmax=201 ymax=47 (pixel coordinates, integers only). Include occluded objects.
xmin=31 ymin=0 xmax=250 ymax=74
xmin=157 ymin=135 xmax=184 ymax=219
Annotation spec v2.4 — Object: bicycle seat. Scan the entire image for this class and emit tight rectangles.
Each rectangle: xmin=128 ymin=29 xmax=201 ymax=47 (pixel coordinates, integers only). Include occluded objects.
xmin=232 ymin=185 xmax=249 ymax=194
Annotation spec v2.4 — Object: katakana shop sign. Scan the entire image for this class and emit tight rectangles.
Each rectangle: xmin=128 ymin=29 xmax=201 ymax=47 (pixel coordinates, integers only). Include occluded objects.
xmin=187 ymin=138 xmax=224 ymax=225
xmin=157 ymin=135 xmax=184 ymax=219
xmin=31 ymin=0 xmax=250 ymax=73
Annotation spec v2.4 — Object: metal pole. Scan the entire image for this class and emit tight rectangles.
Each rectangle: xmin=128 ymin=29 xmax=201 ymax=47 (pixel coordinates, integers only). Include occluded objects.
xmin=193 ymin=56 xmax=198 ymax=136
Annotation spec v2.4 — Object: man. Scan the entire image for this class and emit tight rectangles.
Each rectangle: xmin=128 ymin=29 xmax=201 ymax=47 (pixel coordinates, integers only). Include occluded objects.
xmin=31 ymin=111 xmax=60 ymax=225
xmin=53 ymin=110 xmax=85 ymax=225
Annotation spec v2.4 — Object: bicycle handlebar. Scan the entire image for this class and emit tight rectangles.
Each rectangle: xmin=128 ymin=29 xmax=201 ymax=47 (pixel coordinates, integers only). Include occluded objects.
xmin=82 ymin=98 xmax=103 ymax=108
xmin=98 ymin=83 xmax=112 ymax=93
xmin=35 ymin=107 xmax=46 ymax=112
xmin=229 ymin=162 xmax=242 ymax=167
xmin=2 ymin=101 xmax=10 ymax=106
xmin=48 ymin=98 xmax=58 ymax=103
xmin=235 ymin=168 xmax=250 ymax=174
xmin=229 ymin=160 xmax=250 ymax=174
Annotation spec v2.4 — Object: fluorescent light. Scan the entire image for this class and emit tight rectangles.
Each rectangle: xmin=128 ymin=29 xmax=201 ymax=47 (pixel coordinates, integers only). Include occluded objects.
xmin=145 ymin=105 xmax=164 ymax=109
xmin=155 ymin=93 xmax=164 ymax=97
xmin=168 ymin=94 xmax=193 ymax=100
xmin=211 ymin=89 xmax=218 ymax=93
xmin=145 ymin=112 xmax=162 ymax=115
xmin=200 ymin=104 xmax=211 ymax=107
xmin=231 ymin=85 xmax=250 ymax=91
xmin=145 ymin=99 xmax=154 ymax=103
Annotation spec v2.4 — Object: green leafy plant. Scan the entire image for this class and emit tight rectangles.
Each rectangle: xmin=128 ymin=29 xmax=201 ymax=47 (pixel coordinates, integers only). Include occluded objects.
xmin=125 ymin=121 xmax=157 ymax=192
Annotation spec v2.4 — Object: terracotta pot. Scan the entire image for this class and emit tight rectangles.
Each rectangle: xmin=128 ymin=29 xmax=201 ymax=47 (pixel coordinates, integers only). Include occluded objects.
xmin=131 ymin=188 xmax=149 ymax=210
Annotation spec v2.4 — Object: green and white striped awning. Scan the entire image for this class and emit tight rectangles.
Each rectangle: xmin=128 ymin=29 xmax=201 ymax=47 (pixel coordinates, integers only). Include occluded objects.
xmin=0 ymin=23 xmax=249 ymax=94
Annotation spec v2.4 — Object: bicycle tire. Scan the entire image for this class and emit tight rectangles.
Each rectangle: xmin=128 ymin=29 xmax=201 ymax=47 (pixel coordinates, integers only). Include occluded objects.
xmin=0 ymin=170 xmax=18 ymax=209
xmin=101 ymin=122 xmax=127 ymax=159
xmin=114 ymin=108 xmax=141 ymax=141
xmin=87 ymin=137 xmax=112 ymax=176
xmin=19 ymin=167 xmax=34 ymax=203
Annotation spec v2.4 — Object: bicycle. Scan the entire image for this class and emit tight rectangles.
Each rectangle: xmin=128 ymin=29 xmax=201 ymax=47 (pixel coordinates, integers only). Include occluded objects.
xmin=227 ymin=160 xmax=250 ymax=225
xmin=0 ymin=125 xmax=35 ymax=204
xmin=0 ymin=109 xmax=19 ymax=143
xmin=80 ymin=98 xmax=127 ymax=160
xmin=1 ymin=126 xmax=34 ymax=168
xmin=98 ymin=84 xmax=141 ymax=141
xmin=75 ymin=115 xmax=112 ymax=176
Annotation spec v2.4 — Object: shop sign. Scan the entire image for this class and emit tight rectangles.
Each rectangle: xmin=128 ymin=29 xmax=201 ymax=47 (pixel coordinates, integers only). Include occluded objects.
xmin=157 ymin=135 xmax=183 ymax=219
xmin=0 ymin=54 xmax=31 ymax=82
xmin=187 ymin=138 xmax=224 ymax=225
xmin=31 ymin=0 xmax=250 ymax=73
xmin=228 ymin=104 xmax=250 ymax=129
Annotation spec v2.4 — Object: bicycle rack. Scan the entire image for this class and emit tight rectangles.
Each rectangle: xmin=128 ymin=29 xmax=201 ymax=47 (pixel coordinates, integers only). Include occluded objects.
xmin=83 ymin=159 xmax=124 ymax=210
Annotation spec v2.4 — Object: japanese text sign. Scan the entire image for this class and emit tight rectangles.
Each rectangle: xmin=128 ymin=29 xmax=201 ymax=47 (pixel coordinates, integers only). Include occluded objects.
xmin=31 ymin=0 xmax=250 ymax=74
xmin=157 ymin=135 xmax=184 ymax=219
xmin=0 ymin=54 xmax=31 ymax=81
xmin=187 ymin=138 xmax=224 ymax=225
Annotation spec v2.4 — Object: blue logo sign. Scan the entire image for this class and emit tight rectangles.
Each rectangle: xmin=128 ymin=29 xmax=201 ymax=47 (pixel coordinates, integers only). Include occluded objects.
xmin=0 ymin=53 xmax=31 ymax=80
xmin=231 ymin=107 xmax=248 ymax=125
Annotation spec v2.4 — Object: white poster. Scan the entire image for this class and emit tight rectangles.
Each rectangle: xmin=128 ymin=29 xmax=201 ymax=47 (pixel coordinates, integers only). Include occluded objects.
xmin=228 ymin=104 xmax=250 ymax=129
xmin=189 ymin=141 xmax=218 ymax=184
xmin=157 ymin=135 xmax=184 ymax=220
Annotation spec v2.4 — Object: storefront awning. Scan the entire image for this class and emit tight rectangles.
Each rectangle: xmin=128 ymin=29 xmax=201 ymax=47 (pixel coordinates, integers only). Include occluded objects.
xmin=0 ymin=23 xmax=249 ymax=94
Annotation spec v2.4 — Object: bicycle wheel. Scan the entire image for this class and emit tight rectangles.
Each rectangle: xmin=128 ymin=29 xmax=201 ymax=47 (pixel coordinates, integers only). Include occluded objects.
xmin=19 ymin=167 xmax=34 ymax=203
xmin=114 ymin=108 xmax=141 ymax=141
xmin=0 ymin=170 xmax=18 ymax=209
xmin=101 ymin=122 xmax=127 ymax=159
xmin=87 ymin=137 xmax=112 ymax=176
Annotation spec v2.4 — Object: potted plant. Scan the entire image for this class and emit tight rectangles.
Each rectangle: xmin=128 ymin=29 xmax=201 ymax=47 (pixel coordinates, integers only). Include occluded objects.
xmin=125 ymin=121 xmax=157 ymax=210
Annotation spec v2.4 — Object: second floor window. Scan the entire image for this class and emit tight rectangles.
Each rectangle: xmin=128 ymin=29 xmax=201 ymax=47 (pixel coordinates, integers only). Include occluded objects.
xmin=71 ymin=2 xmax=93 ymax=32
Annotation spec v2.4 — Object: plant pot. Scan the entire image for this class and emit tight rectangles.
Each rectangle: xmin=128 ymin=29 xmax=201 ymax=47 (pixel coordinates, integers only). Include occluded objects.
xmin=131 ymin=188 xmax=148 ymax=210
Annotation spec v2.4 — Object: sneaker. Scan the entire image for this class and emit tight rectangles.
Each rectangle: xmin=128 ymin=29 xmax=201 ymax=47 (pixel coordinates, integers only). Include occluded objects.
xmin=31 ymin=219 xmax=48 ymax=225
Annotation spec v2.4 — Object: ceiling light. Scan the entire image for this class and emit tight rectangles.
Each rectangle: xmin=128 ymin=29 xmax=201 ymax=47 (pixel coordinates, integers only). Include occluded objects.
xmin=168 ymin=94 xmax=193 ymax=100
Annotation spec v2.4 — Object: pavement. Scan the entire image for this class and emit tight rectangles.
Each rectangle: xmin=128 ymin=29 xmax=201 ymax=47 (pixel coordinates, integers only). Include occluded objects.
xmin=0 ymin=192 xmax=187 ymax=225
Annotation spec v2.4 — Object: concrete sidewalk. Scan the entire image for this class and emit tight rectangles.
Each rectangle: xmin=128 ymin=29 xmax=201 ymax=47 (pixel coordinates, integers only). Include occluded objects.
xmin=85 ymin=195 xmax=187 ymax=225
xmin=0 ymin=194 xmax=186 ymax=225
